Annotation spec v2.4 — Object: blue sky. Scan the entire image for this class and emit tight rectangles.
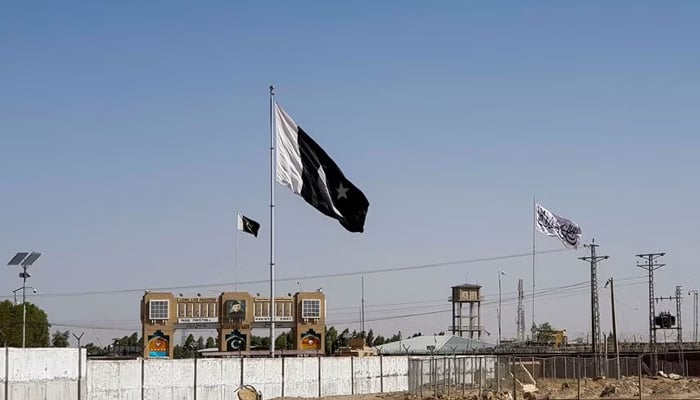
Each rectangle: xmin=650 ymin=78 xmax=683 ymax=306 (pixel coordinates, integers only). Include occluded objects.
xmin=1 ymin=2 xmax=699 ymax=347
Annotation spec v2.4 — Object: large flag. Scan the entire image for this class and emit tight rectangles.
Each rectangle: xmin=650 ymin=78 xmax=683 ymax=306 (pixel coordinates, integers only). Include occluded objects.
xmin=275 ymin=103 xmax=369 ymax=233
xmin=237 ymin=212 xmax=260 ymax=237
xmin=535 ymin=203 xmax=582 ymax=249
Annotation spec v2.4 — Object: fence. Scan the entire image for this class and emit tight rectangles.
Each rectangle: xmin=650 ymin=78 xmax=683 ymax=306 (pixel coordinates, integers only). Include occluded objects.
xmin=407 ymin=353 xmax=690 ymax=399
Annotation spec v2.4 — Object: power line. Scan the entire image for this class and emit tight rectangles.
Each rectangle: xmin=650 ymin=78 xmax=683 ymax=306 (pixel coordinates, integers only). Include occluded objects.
xmin=329 ymin=279 xmax=648 ymax=326
xmin=328 ymin=276 xmax=647 ymax=317
xmin=1 ymin=247 xmax=572 ymax=299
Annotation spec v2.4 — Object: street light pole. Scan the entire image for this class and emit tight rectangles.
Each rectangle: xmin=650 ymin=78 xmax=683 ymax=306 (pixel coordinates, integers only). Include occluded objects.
xmin=7 ymin=252 xmax=41 ymax=349
xmin=22 ymin=267 xmax=27 ymax=348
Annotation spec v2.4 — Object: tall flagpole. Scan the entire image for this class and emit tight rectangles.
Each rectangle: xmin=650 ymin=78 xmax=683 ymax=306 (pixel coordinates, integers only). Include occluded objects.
xmin=269 ymin=85 xmax=276 ymax=357
xmin=532 ymin=196 xmax=536 ymax=338
xmin=235 ymin=215 xmax=239 ymax=291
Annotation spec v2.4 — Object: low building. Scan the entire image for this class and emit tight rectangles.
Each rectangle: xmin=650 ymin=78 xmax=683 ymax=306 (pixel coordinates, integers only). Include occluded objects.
xmin=373 ymin=335 xmax=493 ymax=355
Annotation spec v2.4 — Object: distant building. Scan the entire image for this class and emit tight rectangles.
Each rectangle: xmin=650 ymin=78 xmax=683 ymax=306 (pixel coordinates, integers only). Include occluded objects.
xmin=374 ymin=334 xmax=493 ymax=355
xmin=335 ymin=338 xmax=377 ymax=357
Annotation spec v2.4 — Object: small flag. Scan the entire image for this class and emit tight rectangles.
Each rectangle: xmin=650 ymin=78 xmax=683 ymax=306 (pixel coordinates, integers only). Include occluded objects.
xmin=274 ymin=103 xmax=369 ymax=233
xmin=237 ymin=213 xmax=260 ymax=237
xmin=535 ymin=203 xmax=582 ymax=249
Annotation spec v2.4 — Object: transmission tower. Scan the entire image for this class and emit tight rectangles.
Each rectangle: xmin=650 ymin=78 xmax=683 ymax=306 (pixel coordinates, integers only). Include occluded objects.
xmin=517 ymin=278 xmax=525 ymax=341
xmin=653 ymin=285 xmax=684 ymax=373
xmin=655 ymin=286 xmax=684 ymax=343
xmin=578 ymin=238 xmax=608 ymax=378
xmin=636 ymin=252 xmax=666 ymax=373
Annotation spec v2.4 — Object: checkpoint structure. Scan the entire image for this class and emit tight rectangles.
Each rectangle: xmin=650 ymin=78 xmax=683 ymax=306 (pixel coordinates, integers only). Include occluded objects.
xmin=141 ymin=290 xmax=326 ymax=358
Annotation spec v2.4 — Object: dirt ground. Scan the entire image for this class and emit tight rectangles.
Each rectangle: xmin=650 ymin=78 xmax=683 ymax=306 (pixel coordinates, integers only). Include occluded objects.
xmin=272 ymin=376 xmax=700 ymax=400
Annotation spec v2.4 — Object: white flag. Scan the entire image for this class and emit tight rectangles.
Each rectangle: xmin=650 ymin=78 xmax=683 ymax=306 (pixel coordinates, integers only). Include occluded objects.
xmin=536 ymin=204 xmax=582 ymax=249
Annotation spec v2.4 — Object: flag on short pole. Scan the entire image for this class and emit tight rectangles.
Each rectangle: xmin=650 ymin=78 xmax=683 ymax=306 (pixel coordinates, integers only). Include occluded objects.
xmin=535 ymin=203 xmax=582 ymax=249
xmin=274 ymin=103 xmax=369 ymax=233
xmin=237 ymin=213 xmax=260 ymax=237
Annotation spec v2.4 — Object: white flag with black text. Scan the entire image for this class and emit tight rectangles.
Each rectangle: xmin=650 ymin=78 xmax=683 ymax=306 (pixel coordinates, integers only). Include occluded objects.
xmin=535 ymin=203 xmax=582 ymax=249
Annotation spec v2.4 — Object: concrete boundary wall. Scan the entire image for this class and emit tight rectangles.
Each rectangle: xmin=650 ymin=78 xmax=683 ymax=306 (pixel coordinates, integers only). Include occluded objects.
xmin=1 ymin=348 xmax=408 ymax=400
xmin=1 ymin=348 xmax=87 ymax=400
xmin=87 ymin=355 xmax=408 ymax=400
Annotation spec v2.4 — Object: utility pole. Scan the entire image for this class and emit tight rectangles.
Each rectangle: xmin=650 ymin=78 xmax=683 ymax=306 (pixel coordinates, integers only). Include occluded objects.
xmin=676 ymin=285 xmax=685 ymax=375
xmin=517 ymin=279 xmax=525 ymax=342
xmin=605 ymin=278 xmax=620 ymax=378
xmin=675 ymin=286 xmax=683 ymax=344
xmin=361 ymin=275 xmax=365 ymax=338
xmin=637 ymin=252 xmax=665 ymax=374
xmin=579 ymin=239 xmax=608 ymax=377
xmin=498 ymin=270 xmax=505 ymax=347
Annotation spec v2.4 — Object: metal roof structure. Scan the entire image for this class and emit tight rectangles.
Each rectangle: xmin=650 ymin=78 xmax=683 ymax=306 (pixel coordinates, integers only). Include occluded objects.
xmin=451 ymin=283 xmax=481 ymax=289
xmin=374 ymin=334 xmax=493 ymax=355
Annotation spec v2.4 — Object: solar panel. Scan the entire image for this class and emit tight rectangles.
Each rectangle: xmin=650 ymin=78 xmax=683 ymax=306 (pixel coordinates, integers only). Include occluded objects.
xmin=8 ymin=252 xmax=28 ymax=266
xmin=21 ymin=252 xmax=41 ymax=266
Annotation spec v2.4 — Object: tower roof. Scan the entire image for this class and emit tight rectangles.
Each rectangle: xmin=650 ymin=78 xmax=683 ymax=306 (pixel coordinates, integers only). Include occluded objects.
xmin=451 ymin=283 xmax=481 ymax=289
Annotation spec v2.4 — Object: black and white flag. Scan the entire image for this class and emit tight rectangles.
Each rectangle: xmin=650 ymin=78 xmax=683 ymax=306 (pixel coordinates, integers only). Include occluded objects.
xmin=237 ymin=213 xmax=260 ymax=237
xmin=535 ymin=203 xmax=582 ymax=249
xmin=275 ymin=103 xmax=369 ymax=233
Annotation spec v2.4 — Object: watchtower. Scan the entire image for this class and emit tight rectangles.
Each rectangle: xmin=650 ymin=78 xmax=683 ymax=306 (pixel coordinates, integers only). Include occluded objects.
xmin=450 ymin=283 xmax=482 ymax=339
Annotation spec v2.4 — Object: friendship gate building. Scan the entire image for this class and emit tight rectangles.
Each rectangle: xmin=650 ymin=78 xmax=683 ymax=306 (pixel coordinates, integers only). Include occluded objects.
xmin=141 ymin=290 xmax=326 ymax=359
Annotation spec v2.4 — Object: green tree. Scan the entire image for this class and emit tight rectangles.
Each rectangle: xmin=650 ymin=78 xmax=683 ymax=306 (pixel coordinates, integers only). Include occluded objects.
xmin=206 ymin=337 xmax=216 ymax=349
xmin=181 ymin=334 xmax=196 ymax=357
xmin=275 ymin=332 xmax=288 ymax=350
xmin=114 ymin=332 xmax=140 ymax=346
xmin=325 ymin=326 xmax=338 ymax=355
xmin=339 ymin=328 xmax=351 ymax=345
xmin=196 ymin=336 xmax=205 ymax=350
xmin=366 ymin=329 xmax=374 ymax=347
xmin=387 ymin=333 xmax=401 ymax=343
xmin=250 ymin=335 xmax=263 ymax=348
xmin=285 ymin=330 xmax=295 ymax=350
xmin=173 ymin=344 xmax=185 ymax=359
xmin=85 ymin=342 xmax=106 ymax=356
xmin=51 ymin=330 xmax=70 ymax=347
xmin=250 ymin=334 xmax=271 ymax=350
xmin=0 ymin=300 xmax=50 ymax=347
xmin=373 ymin=335 xmax=386 ymax=346
xmin=535 ymin=322 xmax=556 ymax=343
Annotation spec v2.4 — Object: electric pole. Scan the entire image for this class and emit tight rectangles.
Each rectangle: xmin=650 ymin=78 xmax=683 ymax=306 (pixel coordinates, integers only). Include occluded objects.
xmin=605 ymin=278 xmax=620 ymax=378
xmin=675 ymin=286 xmax=683 ymax=344
xmin=636 ymin=252 xmax=665 ymax=374
xmin=579 ymin=239 xmax=608 ymax=378
xmin=690 ymin=289 xmax=699 ymax=343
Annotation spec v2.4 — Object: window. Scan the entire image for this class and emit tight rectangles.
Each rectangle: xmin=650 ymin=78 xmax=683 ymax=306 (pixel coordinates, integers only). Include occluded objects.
xmin=149 ymin=300 xmax=169 ymax=320
xmin=301 ymin=299 xmax=321 ymax=318
xmin=254 ymin=302 xmax=269 ymax=318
